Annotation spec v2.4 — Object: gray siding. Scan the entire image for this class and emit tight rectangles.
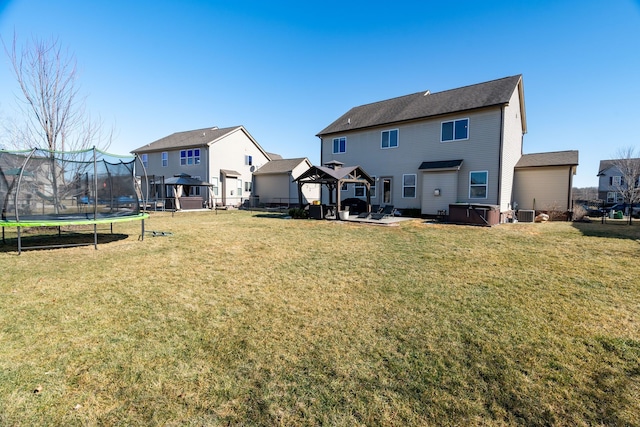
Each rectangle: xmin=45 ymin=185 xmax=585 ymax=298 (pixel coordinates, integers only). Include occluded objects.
xmin=320 ymin=106 xmax=506 ymax=212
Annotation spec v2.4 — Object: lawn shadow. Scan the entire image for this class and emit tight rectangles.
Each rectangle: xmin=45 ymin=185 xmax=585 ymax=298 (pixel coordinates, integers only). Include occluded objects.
xmin=252 ymin=213 xmax=291 ymax=219
xmin=0 ymin=230 xmax=130 ymax=253
xmin=572 ymin=220 xmax=640 ymax=242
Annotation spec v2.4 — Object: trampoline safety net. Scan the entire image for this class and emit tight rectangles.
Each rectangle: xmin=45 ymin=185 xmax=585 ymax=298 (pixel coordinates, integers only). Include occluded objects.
xmin=1 ymin=147 xmax=141 ymax=223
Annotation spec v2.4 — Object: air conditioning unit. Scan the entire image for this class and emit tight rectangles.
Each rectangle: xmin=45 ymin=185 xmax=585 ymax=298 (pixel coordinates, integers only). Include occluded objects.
xmin=518 ymin=210 xmax=535 ymax=223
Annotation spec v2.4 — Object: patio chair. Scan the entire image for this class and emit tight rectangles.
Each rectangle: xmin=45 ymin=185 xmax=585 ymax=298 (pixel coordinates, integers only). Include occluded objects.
xmin=370 ymin=205 xmax=395 ymax=220
xmin=357 ymin=204 xmax=381 ymax=219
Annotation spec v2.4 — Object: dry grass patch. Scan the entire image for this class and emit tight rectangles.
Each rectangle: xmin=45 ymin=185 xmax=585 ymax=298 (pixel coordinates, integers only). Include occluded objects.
xmin=1 ymin=211 xmax=639 ymax=425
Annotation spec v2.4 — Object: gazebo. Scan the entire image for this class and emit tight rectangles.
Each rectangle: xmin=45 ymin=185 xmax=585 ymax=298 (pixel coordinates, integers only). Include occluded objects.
xmin=164 ymin=173 xmax=214 ymax=210
xmin=294 ymin=161 xmax=374 ymax=216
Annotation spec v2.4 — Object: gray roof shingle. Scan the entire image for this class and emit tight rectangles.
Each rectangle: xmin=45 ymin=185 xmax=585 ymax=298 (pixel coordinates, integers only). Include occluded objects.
xmin=253 ymin=158 xmax=309 ymax=175
xmin=317 ymin=75 xmax=523 ymax=136
xmin=132 ymin=126 xmax=243 ymax=153
xmin=515 ymin=151 xmax=579 ymax=168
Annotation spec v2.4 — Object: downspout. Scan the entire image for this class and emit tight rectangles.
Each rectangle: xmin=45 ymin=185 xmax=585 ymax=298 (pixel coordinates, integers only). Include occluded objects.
xmin=567 ymin=166 xmax=574 ymax=214
xmin=319 ymin=136 xmax=324 ymax=203
xmin=497 ymin=106 xmax=504 ymax=212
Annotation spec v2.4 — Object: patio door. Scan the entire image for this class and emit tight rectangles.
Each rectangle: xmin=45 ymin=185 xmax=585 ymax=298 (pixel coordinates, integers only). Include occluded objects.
xmin=381 ymin=177 xmax=392 ymax=205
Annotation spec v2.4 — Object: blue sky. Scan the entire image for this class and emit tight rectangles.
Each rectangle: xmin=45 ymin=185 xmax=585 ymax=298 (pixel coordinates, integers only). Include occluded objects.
xmin=0 ymin=1 xmax=639 ymax=187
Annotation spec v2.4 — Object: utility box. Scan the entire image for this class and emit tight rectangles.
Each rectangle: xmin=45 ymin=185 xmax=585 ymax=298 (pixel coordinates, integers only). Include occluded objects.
xmin=518 ymin=210 xmax=535 ymax=223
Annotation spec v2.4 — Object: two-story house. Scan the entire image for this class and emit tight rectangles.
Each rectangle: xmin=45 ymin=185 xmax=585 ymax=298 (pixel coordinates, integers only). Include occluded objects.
xmin=317 ymin=75 xmax=578 ymax=222
xmin=597 ymin=158 xmax=640 ymax=204
xmin=132 ymin=126 xmax=272 ymax=208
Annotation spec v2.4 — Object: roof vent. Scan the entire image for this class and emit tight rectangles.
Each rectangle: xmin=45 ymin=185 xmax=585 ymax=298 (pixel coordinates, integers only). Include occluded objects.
xmin=347 ymin=118 xmax=351 ymax=125
xmin=424 ymin=90 xmax=431 ymax=96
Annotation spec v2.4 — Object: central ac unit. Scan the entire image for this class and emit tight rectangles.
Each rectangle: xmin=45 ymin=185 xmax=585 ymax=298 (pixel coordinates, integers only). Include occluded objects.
xmin=518 ymin=210 xmax=535 ymax=223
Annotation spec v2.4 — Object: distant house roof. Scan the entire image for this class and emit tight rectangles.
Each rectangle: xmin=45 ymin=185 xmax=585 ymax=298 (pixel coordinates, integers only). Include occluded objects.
xmin=253 ymin=158 xmax=310 ymax=175
xmin=317 ymin=75 xmax=525 ymax=136
xmin=266 ymin=152 xmax=283 ymax=160
xmin=515 ymin=150 xmax=579 ymax=168
xmin=597 ymin=158 xmax=640 ymax=176
xmin=418 ymin=159 xmax=464 ymax=171
xmin=131 ymin=126 xmax=270 ymax=160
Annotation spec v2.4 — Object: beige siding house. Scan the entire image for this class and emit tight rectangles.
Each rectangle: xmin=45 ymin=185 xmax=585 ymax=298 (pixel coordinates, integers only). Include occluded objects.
xmin=317 ymin=75 xmax=578 ymax=222
xmin=252 ymin=158 xmax=320 ymax=206
xmin=132 ymin=126 xmax=272 ymax=208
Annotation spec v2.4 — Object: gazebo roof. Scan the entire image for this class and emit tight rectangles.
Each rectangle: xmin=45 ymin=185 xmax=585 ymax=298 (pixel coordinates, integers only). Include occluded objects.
xmin=164 ymin=173 xmax=212 ymax=186
xmin=294 ymin=165 xmax=374 ymax=185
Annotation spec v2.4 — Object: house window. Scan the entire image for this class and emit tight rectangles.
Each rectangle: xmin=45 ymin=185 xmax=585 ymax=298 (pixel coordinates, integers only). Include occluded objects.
xmin=333 ymin=137 xmax=346 ymax=154
xmin=211 ymin=177 xmax=219 ymax=196
xmin=245 ymin=155 xmax=253 ymax=166
xmin=355 ymin=182 xmax=365 ymax=197
xmin=607 ymin=191 xmax=620 ymax=203
xmin=370 ymin=177 xmax=377 ymax=198
xmin=341 ymin=182 xmax=348 ymax=191
xmin=161 ymin=152 xmax=168 ymax=167
xmin=469 ymin=171 xmax=488 ymax=199
xmin=610 ymin=176 xmax=623 ymax=186
xmin=381 ymin=129 xmax=398 ymax=149
xmin=245 ymin=181 xmax=252 ymax=192
xmin=403 ymin=174 xmax=416 ymax=198
xmin=180 ymin=149 xmax=200 ymax=165
xmin=441 ymin=118 xmax=469 ymax=142
xmin=141 ymin=154 xmax=148 ymax=168
xmin=190 ymin=176 xmax=202 ymax=196
xmin=237 ymin=179 xmax=243 ymax=196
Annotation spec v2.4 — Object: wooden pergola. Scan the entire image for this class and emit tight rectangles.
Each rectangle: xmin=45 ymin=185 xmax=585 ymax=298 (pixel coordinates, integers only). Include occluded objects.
xmin=294 ymin=161 xmax=375 ymax=215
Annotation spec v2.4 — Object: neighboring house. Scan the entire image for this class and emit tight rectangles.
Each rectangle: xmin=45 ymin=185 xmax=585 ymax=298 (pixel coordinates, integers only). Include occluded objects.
xmin=132 ymin=126 xmax=272 ymax=207
xmin=513 ymin=151 xmax=578 ymax=211
xmin=252 ymin=157 xmax=320 ymax=207
xmin=316 ymin=75 xmax=578 ymax=221
xmin=597 ymin=159 xmax=640 ymax=204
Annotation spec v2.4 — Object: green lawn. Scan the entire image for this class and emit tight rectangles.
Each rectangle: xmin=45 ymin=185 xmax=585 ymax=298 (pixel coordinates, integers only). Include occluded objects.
xmin=1 ymin=211 xmax=639 ymax=426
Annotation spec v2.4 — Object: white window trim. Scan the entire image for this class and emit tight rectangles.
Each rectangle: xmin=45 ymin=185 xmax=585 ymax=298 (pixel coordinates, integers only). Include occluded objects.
xmin=161 ymin=152 xmax=168 ymax=167
xmin=469 ymin=170 xmax=488 ymax=199
xmin=332 ymin=137 xmax=347 ymax=154
xmin=402 ymin=173 xmax=417 ymax=198
xmin=141 ymin=154 xmax=148 ymax=168
xmin=381 ymin=129 xmax=399 ymax=149
xmin=441 ymin=118 xmax=469 ymax=142
xmin=370 ymin=176 xmax=377 ymax=198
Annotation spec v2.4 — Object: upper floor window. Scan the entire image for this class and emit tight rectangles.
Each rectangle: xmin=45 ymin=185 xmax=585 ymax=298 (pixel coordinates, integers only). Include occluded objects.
xmin=333 ymin=137 xmax=346 ymax=154
xmin=469 ymin=171 xmax=488 ymax=199
xmin=245 ymin=155 xmax=253 ymax=166
xmin=141 ymin=154 xmax=148 ymax=168
xmin=381 ymin=129 xmax=398 ymax=149
xmin=161 ymin=152 xmax=168 ymax=167
xmin=610 ymin=176 xmax=623 ymax=186
xmin=441 ymin=118 xmax=469 ymax=142
xmin=180 ymin=149 xmax=200 ymax=165
xmin=403 ymin=174 xmax=416 ymax=198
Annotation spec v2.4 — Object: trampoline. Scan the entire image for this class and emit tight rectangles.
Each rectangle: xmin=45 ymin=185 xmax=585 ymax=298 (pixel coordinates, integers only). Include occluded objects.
xmin=1 ymin=147 xmax=149 ymax=253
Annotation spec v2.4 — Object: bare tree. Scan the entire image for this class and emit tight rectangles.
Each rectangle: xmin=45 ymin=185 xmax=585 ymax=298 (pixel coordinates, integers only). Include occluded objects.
xmin=611 ymin=146 xmax=640 ymax=225
xmin=3 ymin=34 xmax=112 ymax=152
xmin=2 ymin=34 xmax=113 ymax=213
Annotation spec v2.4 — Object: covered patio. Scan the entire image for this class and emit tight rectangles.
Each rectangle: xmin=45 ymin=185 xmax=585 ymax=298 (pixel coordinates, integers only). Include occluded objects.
xmin=294 ymin=161 xmax=374 ymax=219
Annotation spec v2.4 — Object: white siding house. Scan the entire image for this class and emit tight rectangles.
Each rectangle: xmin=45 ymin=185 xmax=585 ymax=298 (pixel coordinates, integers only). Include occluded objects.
xmin=132 ymin=126 xmax=271 ymax=208
xmin=317 ymin=75 xmax=579 ymax=222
